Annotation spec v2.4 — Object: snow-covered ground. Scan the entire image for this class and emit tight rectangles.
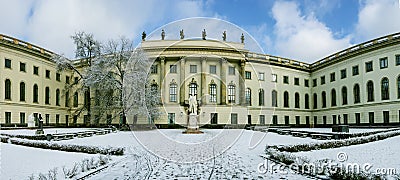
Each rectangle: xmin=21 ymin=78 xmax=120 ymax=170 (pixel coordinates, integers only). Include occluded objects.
xmin=0 ymin=128 xmax=97 ymax=135
xmin=287 ymin=128 xmax=388 ymax=133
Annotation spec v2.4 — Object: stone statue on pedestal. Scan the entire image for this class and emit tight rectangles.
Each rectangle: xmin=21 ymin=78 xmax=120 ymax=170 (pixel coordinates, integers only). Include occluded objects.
xmin=180 ymin=29 xmax=184 ymax=39
xmin=28 ymin=113 xmax=35 ymax=128
xmin=161 ymin=29 xmax=165 ymax=40
xmin=222 ymin=31 xmax=226 ymax=41
xmin=241 ymin=33 xmax=245 ymax=43
xmin=202 ymin=29 xmax=207 ymax=40
xmin=183 ymin=95 xmax=203 ymax=134
xmin=142 ymin=31 xmax=146 ymax=41
xmin=188 ymin=95 xmax=198 ymax=115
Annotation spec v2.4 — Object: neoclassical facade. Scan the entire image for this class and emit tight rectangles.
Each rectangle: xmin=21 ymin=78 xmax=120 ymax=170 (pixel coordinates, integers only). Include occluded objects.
xmin=1 ymin=32 xmax=400 ymax=127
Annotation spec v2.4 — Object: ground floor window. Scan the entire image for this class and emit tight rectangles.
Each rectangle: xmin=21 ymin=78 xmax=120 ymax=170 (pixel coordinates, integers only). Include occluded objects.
xmin=5 ymin=112 xmax=11 ymax=124
xmin=231 ymin=113 xmax=238 ymax=124
xmin=284 ymin=116 xmax=289 ymax=126
xmin=332 ymin=115 xmax=337 ymax=125
xmin=343 ymin=114 xmax=348 ymax=125
xmin=383 ymin=111 xmax=389 ymax=124
xmin=295 ymin=116 xmax=300 ymax=125
xmin=355 ymin=113 xmax=361 ymax=125
xmin=168 ymin=113 xmax=175 ymax=124
xmin=211 ymin=113 xmax=218 ymax=124
xmin=45 ymin=114 xmax=50 ymax=125
xmin=259 ymin=115 xmax=265 ymax=125
xmin=305 ymin=116 xmax=310 ymax=125
xmin=369 ymin=112 xmax=374 ymax=124
xmin=247 ymin=115 xmax=251 ymax=125
xmin=323 ymin=116 xmax=327 ymax=125
xmin=314 ymin=116 xmax=317 ymax=125
xmin=65 ymin=115 xmax=69 ymax=126
xmin=56 ymin=114 xmax=60 ymax=125
xmin=272 ymin=115 xmax=278 ymax=125
xmin=20 ymin=112 xmax=25 ymax=124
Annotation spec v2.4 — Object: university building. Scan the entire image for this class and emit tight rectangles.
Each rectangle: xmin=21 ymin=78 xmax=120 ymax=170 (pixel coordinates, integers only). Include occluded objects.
xmin=1 ymin=32 xmax=400 ymax=127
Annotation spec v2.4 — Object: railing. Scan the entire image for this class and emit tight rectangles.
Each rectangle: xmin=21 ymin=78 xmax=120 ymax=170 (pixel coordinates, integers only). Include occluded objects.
xmin=0 ymin=34 xmax=54 ymax=57
xmin=246 ymin=52 xmax=311 ymax=69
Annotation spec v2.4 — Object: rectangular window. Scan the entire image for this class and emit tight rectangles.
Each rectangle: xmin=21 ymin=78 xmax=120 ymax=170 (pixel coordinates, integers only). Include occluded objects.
xmin=231 ymin=113 xmax=238 ymax=124
xmin=283 ymin=76 xmax=289 ymax=84
xmin=66 ymin=76 xmax=70 ymax=84
xmin=323 ymin=116 xmax=327 ymax=125
xmin=209 ymin=84 xmax=217 ymax=103
xmin=228 ymin=85 xmax=235 ymax=103
xmin=210 ymin=65 xmax=217 ymax=74
xmin=170 ymin=65 xmax=177 ymax=73
xmin=320 ymin=76 xmax=325 ymax=85
xmin=20 ymin=112 xmax=25 ymax=124
xmin=285 ymin=116 xmax=289 ymax=125
xmin=56 ymin=73 xmax=61 ymax=81
xmin=20 ymin=62 xmax=26 ymax=72
xmin=272 ymin=115 xmax=278 ymax=125
xmin=169 ymin=84 xmax=177 ymax=102
xmin=396 ymin=55 xmax=400 ymax=66
xmin=5 ymin=112 xmax=11 ymax=124
xmin=74 ymin=77 xmax=78 ymax=84
xmin=46 ymin=70 xmax=51 ymax=78
xmin=56 ymin=114 xmax=60 ymax=125
xmin=259 ymin=115 xmax=265 ymax=125
xmin=65 ymin=115 xmax=69 ymax=126
xmin=294 ymin=77 xmax=299 ymax=85
xmin=168 ymin=113 xmax=175 ymax=124
xmin=5 ymin=58 xmax=11 ymax=68
xmin=366 ymin=61 xmax=373 ymax=72
xmin=304 ymin=79 xmax=309 ymax=87
xmin=228 ymin=66 xmax=235 ymax=75
xmin=306 ymin=116 xmax=310 ymax=125
xmin=211 ymin=113 xmax=218 ymax=124
xmin=355 ymin=113 xmax=361 ymax=125
xmin=313 ymin=79 xmax=317 ymax=87
xmin=383 ymin=111 xmax=389 ymax=124
xmin=190 ymin=65 xmax=197 ymax=73
xmin=296 ymin=116 xmax=300 ymax=125
xmin=340 ymin=69 xmax=347 ymax=79
xmin=33 ymin=66 xmax=39 ymax=75
xmin=330 ymin=72 xmax=335 ymax=82
xmin=45 ymin=114 xmax=50 ymax=125
xmin=314 ymin=116 xmax=318 ymax=125
xmin=272 ymin=74 xmax=277 ymax=82
xmin=245 ymin=71 xmax=251 ymax=79
xmin=258 ymin=72 xmax=265 ymax=81
xmin=369 ymin=112 xmax=374 ymax=124
xmin=380 ymin=57 xmax=388 ymax=69
xmin=352 ymin=65 xmax=359 ymax=76
xmin=150 ymin=65 xmax=158 ymax=74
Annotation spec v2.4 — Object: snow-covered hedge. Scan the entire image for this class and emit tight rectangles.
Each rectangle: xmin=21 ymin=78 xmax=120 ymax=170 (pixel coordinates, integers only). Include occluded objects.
xmin=10 ymin=138 xmax=124 ymax=155
xmin=0 ymin=133 xmax=47 ymax=140
xmin=0 ymin=135 xmax=9 ymax=143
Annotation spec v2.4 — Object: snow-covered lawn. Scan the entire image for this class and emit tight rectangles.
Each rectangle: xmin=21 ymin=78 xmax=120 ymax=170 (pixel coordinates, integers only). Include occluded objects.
xmin=0 ymin=128 xmax=97 ymax=135
xmin=287 ymin=128 xmax=388 ymax=134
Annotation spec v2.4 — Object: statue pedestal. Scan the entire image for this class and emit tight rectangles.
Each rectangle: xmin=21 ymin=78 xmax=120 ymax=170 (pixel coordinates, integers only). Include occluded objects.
xmin=27 ymin=120 xmax=35 ymax=128
xmin=183 ymin=114 xmax=203 ymax=134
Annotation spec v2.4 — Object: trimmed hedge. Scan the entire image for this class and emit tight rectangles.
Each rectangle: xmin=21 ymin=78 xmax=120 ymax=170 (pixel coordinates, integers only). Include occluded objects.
xmin=10 ymin=138 xmax=124 ymax=155
xmin=0 ymin=133 xmax=47 ymax=140
xmin=0 ymin=135 xmax=9 ymax=143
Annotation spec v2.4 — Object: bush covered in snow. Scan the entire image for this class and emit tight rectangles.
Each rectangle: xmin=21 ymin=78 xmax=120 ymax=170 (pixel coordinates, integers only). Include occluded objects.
xmin=0 ymin=133 xmax=47 ymax=140
xmin=0 ymin=135 xmax=9 ymax=143
xmin=10 ymin=138 xmax=124 ymax=155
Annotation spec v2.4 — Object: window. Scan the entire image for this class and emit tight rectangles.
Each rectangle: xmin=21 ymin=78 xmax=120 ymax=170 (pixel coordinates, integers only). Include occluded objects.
xmin=189 ymin=82 xmax=197 ymax=97
xmin=211 ymin=113 xmax=218 ymax=124
xmin=20 ymin=62 xmax=26 ymax=72
xmin=45 ymin=114 xmax=50 ymax=125
xmin=245 ymin=88 xmax=251 ymax=105
xmin=295 ymin=92 xmax=300 ymax=108
xmin=352 ymin=65 xmax=359 ymax=76
xmin=369 ymin=112 xmax=374 ymax=124
xmin=380 ymin=57 xmax=388 ymax=69
xmin=46 ymin=70 xmax=50 ymax=78
xmin=398 ymin=76 xmax=400 ymax=99
xmin=313 ymin=79 xmax=317 ymax=87
xmin=45 ymin=87 xmax=50 ymax=104
xmin=304 ymin=79 xmax=309 ymax=87
xmin=294 ymin=77 xmax=299 ymax=85
xmin=272 ymin=90 xmax=278 ymax=107
xmin=56 ymin=73 xmax=60 ymax=81
xmin=383 ymin=111 xmax=389 ymax=124
xmin=306 ymin=116 xmax=310 ymax=125
xmin=296 ymin=116 xmax=300 ymax=125
xmin=33 ymin=66 xmax=39 ymax=75
xmin=5 ymin=112 xmax=11 ymax=124
xmin=74 ymin=77 xmax=78 ymax=84
xmin=65 ymin=91 xmax=69 ymax=107
xmin=258 ymin=72 xmax=265 ymax=81
xmin=313 ymin=93 xmax=317 ymax=109
xmin=367 ymin=81 xmax=374 ymax=102
xmin=245 ymin=71 xmax=251 ymax=79
xmin=285 ymin=116 xmax=290 ymax=125
xmin=228 ymin=84 xmax=235 ymax=103
xmin=150 ymin=64 xmax=157 ymax=74
xmin=56 ymin=89 xmax=60 ymax=106
xmin=231 ymin=113 xmax=238 ymax=124
xmin=331 ymin=89 xmax=337 ymax=106
xmin=168 ymin=113 xmax=175 ymax=124
xmin=320 ymin=76 xmax=325 ymax=85
xmin=20 ymin=112 xmax=25 ymax=124
xmin=210 ymin=65 xmax=216 ymax=74
xmin=381 ymin=77 xmax=389 ymax=100
xmin=259 ymin=115 xmax=265 ymax=125
xmin=73 ymin=92 xmax=79 ymax=107
xmin=170 ymin=65 xmax=177 ymax=73
xmin=66 ymin=76 xmax=70 ymax=84
xmin=342 ymin=86 xmax=348 ymax=105
xmin=190 ymin=65 xmax=197 ymax=73
xmin=5 ymin=79 xmax=11 ymax=100
xmin=322 ymin=91 xmax=327 ymax=108
xmin=355 ymin=113 xmax=361 ymax=125
xmin=396 ymin=55 xmax=400 ymax=66
xmin=33 ymin=84 xmax=38 ymax=103
xmin=169 ymin=83 xmax=177 ymax=102
xmin=283 ymin=76 xmax=289 ymax=84
xmin=56 ymin=114 xmax=60 ymax=125
xmin=228 ymin=66 xmax=235 ymax=75
xmin=5 ymin=58 xmax=12 ymax=68
xmin=20 ymin=82 xmax=25 ymax=101
xmin=209 ymin=83 xmax=217 ymax=103
xmin=272 ymin=115 xmax=278 ymax=125
xmin=340 ymin=69 xmax=347 ymax=79
xmin=283 ymin=91 xmax=289 ymax=108
xmin=258 ymin=89 xmax=264 ymax=106
xmin=330 ymin=73 xmax=335 ymax=82
xmin=366 ymin=61 xmax=373 ymax=72
xmin=272 ymin=74 xmax=277 ymax=82
xmin=354 ymin=84 xmax=360 ymax=104
xmin=305 ymin=94 xmax=309 ymax=109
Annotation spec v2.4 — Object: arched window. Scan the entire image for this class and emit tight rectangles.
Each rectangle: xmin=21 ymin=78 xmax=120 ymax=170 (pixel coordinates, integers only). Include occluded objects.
xmin=381 ymin=77 xmax=389 ymax=100
xmin=322 ymin=91 xmax=326 ymax=108
xmin=20 ymin=82 xmax=25 ymax=101
xmin=5 ymin=79 xmax=11 ymax=100
xmin=189 ymin=83 xmax=197 ymax=97
xmin=367 ymin=81 xmax=374 ymax=102
xmin=33 ymin=84 xmax=38 ymax=103
xmin=84 ymin=90 xmax=90 ymax=109
xmin=398 ymin=76 xmax=400 ymax=99
xmin=73 ymin=92 xmax=79 ymax=107
xmin=258 ymin=89 xmax=264 ymax=106
xmin=45 ymin=87 xmax=50 ymax=104
xmin=331 ymin=89 xmax=336 ymax=106
xmin=295 ymin=92 xmax=300 ymax=108
xmin=169 ymin=83 xmax=177 ymax=102
xmin=342 ymin=86 xmax=348 ymax=105
xmin=304 ymin=94 xmax=309 ymax=109
xmin=272 ymin=90 xmax=277 ymax=107
xmin=228 ymin=84 xmax=235 ymax=103
xmin=209 ymin=83 xmax=217 ymax=103
xmin=65 ymin=91 xmax=70 ymax=107
xmin=313 ymin=93 xmax=317 ymax=109
xmin=354 ymin=84 xmax=360 ymax=103
xmin=56 ymin=89 xmax=60 ymax=106
xmin=283 ymin=91 xmax=289 ymax=108
xmin=245 ymin=88 xmax=251 ymax=105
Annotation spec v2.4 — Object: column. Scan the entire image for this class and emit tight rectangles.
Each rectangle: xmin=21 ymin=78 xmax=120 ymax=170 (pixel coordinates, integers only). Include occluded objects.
xmin=201 ymin=57 xmax=207 ymax=105
xmin=220 ymin=58 xmax=227 ymax=105
xmin=160 ymin=56 xmax=166 ymax=104
xmin=239 ymin=59 xmax=246 ymax=106
xmin=179 ymin=57 xmax=186 ymax=105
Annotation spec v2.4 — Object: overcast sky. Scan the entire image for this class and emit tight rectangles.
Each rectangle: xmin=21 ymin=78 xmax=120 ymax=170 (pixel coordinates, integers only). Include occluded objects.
xmin=1 ymin=0 xmax=400 ymax=63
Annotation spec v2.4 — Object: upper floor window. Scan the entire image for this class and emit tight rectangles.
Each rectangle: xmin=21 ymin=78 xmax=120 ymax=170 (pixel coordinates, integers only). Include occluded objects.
xmin=150 ymin=64 xmax=158 ymax=74
xmin=245 ymin=88 xmax=251 ymax=105
xmin=272 ymin=90 xmax=278 ymax=107
xmin=45 ymin=87 xmax=50 ymax=104
xmin=321 ymin=91 xmax=327 ymax=108
xmin=210 ymin=65 xmax=217 ymax=74
xmin=169 ymin=82 xmax=177 ymax=102
xmin=74 ymin=77 xmax=79 ymax=84
xmin=313 ymin=93 xmax=318 ymax=109
xmin=366 ymin=61 xmax=373 ymax=72
xmin=354 ymin=84 xmax=360 ymax=104
xmin=272 ymin=74 xmax=277 ymax=82
xmin=313 ymin=79 xmax=317 ymax=87
xmin=320 ymin=76 xmax=325 ymax=85
xmin=5 ymin=58 xmax=11 ymax=69
xmin=304 ymin=94 xmax=309 ymax=109
xmin=190 ymin=65 xmax=197 ymax=73
xmin=381 ymin=77 xmax=389 ymax=100
xmin=397 ymin=76 xmax=400 ymax=99
xmin=367 ymin=81 xmax=374 ymax=102
xmin=295 ymin=92 xmax=300 ymax=108
xmin=189 ymin=82 xmax=197 ymax=97
xmin=170 ymin=65 xmax=177 ymax=73
xmin=245 ymin=71 xmax=251 ymax=79
xmin=340 ymin=69 xmax=347 ymax=79
xmin=294 ymin=77 xmax=299 ymax=85
xmin=73 ymin=92 xmax=79 ymax=107
xmin=258 ymin=89 xmax=264 ymax=106
xmin=228 ymin=66 xmax=235 ymax=75
xmin=330 ymin=72 xmax=335 ymax=82
xmin=228 ymin=84 xmax=235 ymax=103
xmin=33 ymin=66 xmax=39 ymax=75
xmin=56 ymin=73 xmax=61 ymax=82
xmin=283 ymin=76 xmax=289 ymax=84
xmin=283 ymin=91 xmax=289 ymax=108
xmin=396 ymin=55 xmax=400 ymax=66
xmin=45 ymin=70 xmax=51 ymax=79
xmin=352 ymin=65 xmax=359 ymax=76
xmin=331 ymin=89 xmax=337 ymax=106
xmin=209 ymin=83 xmax=217 ymax=103
xmin=20 ymin=62 xmax=26 ymax=72
xmin=258 ymin=72 xmax=265 ymax=81
xmin=304 ymin=79 xmax=309 ymax=87
xmin=380 ymin=57 xmax=388 ymax=69
xmin=56 ymin=89 xmax=60 ymax=106
xmin=33 ymin=84 xmax=39 ymax=103
xmin=66 ymin=76 xmax=70 ymax=84
xmin=5 ymin=79 xmax=11 ymax=100
xmin=342 ymin=86 xmax=348 ymax=105
xmin=20 ymin=82 xmax=25 ymax=101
